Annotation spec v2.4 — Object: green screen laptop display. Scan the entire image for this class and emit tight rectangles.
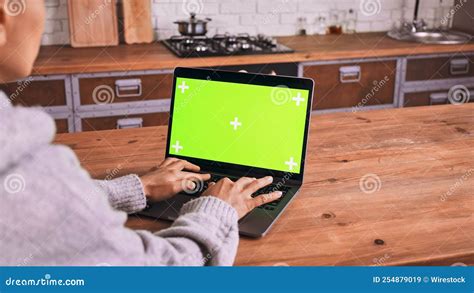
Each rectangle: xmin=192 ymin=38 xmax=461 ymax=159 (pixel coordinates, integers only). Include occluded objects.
xmin=169 ymin=77 xmax=309 ymax=173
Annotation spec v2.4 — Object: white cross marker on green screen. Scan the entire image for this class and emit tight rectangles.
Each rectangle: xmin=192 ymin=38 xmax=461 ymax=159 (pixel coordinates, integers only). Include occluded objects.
xmin=178 ymin=81 xmax=189 ymax=93
xmin=292 ymin=92 xmax=305 ymax=106
xmin=285 ymin=157 xmax=298 ymax=171
xmin=230 ymin=117 xmax=242 ymax=130
xmin=172 ymin=140 xmax=183 ymax=153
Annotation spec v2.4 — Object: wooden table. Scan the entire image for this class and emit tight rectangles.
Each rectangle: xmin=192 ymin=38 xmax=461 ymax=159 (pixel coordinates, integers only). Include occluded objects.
xmin=55 ymin=104 xmax=474 ymax=266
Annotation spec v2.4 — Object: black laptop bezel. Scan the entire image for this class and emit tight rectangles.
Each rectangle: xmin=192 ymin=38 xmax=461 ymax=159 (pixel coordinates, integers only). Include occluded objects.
xmin=165 ymin=67 xmax=314 ymax=183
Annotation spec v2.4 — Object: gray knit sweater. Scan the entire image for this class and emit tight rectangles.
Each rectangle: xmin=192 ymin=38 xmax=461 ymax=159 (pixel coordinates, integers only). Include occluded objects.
xmin=0 ymin=92 xmax=239 ymax=266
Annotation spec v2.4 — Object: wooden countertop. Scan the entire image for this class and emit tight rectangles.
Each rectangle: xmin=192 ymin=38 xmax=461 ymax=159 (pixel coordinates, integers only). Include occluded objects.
xmin=55 ymin=104 xmax=474 ymax=266
xmin=33 ymin=32 xmax=474 ymax=75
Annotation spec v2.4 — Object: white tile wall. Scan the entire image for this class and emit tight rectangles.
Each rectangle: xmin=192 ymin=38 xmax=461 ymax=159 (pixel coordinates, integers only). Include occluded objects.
xmin=42 ymin=0 xmax=455 ymax=45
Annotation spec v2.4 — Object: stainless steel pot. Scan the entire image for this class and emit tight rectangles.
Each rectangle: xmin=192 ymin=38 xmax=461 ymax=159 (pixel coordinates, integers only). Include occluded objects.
xmin=174 ymin=13 xmax=212 ymax=36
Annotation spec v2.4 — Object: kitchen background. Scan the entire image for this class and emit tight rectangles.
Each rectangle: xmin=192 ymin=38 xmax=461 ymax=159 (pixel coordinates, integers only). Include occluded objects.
xmin=42 ymin=0 xmax=457 ymax=45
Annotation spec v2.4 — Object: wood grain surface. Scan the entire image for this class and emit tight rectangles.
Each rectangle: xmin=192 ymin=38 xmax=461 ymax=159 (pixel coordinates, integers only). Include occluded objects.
xmin=67 ymin=0 xmax=119 ymax=48
xmin=55 ymin=104 xmax=474 ymax=266
xmin=122 ymin=0 xmax=154 ymax=44
xmin=33 ymin=33 xmax=474 ymax=75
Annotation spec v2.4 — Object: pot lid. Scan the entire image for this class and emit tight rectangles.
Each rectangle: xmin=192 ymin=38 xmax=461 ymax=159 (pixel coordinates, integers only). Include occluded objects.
xmin=174 ymin=13 xmax=211 ymax=24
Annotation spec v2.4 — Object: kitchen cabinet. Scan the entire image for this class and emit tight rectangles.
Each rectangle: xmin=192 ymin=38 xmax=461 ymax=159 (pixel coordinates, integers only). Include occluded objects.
xmin=406 ymin=54 xmax=474 ymax=81
xmin=72 ymin=70 xmax=172 ymax=132
xmin=76 ymin=73 xmax=173 ymax=106
xmin=0 ymin=75 xmax=74 ymax=133
xmin=79 ymin=111 xmax=169 ymax=132
xmin=401 ymin=53 xmax=474 ymax=108
xmin=300 ymin=58 xmax=399 ymax=111
xmin=5 ymin=33 xmax=474 ymax=132
xmin=403 ymin=88 xmax=474 ymax=107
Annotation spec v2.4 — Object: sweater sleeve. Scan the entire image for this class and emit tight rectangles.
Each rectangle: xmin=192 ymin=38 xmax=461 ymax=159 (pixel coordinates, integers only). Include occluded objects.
xmin=12 ymin=145 xmax=241 ymax=266
xmin=154 ymin=196 xmax=239 ymax=266
xmin=94 ymin=175 xmax=146 ymax=214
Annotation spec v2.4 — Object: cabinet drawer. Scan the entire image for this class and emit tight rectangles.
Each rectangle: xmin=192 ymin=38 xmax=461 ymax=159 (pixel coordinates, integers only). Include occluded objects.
xmin=404 ymin=87 xmax=474 ymax=107
xmin=302 ymin=61 xmax=396 ymax=110
xmin=0 ymin=79 xmax=68 ymax=107
xmin=78 ymin=73 xmax=173 ymax=105
xmin=406 ymin=55 xmax=474 ymax=81
xmin=55 ymin=119 xmax=70 ymax=134
xmin=81 ymin=112 xmax=169 ymax=132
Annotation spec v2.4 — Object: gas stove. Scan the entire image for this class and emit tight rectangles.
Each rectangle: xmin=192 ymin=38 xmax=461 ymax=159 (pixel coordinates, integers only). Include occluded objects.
xmin=162 ymin=33 xmax=294 ymax=58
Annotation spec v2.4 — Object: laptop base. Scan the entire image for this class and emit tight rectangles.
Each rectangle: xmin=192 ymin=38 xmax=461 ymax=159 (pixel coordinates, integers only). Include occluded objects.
xmin=138 ymin=185 xmax=300 ymax=238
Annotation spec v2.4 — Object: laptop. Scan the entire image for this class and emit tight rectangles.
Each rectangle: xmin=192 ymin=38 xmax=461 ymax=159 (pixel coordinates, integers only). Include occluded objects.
xmin=139 ymin=67 xmax=314 ymax=237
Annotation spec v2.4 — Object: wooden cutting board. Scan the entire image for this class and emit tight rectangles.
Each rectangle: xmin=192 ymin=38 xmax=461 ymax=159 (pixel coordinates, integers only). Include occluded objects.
xmin=122 ymin=0 xmax=154 ymax=44
xmin=68 ymin=0 xmax=119 ymax=48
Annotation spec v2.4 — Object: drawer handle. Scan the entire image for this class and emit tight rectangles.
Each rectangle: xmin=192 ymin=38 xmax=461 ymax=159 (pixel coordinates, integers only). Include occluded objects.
xmin=116 ymin=117 xmax=143 ymax=129
xmin=115 ymin=79 xmax=142 ymax=98
xmin=429 ymin=93 xmax=448 ymax=105
xmin=339 ymin=66 xmax=361 ymax=83
xmin=450 ymin=59 xmax=469 ymax=75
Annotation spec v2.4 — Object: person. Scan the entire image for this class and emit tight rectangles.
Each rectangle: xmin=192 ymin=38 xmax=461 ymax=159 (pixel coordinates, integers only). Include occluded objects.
xmin=0 ymin=0 xmax=282 ymax=266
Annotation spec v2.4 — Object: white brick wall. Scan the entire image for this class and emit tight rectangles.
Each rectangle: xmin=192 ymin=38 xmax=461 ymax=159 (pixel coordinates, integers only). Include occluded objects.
xmin=42 ymin=0 xmax=455 ymax=45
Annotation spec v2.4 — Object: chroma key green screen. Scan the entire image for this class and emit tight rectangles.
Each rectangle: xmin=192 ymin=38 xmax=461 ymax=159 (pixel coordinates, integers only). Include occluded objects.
xmin=168 ymin=77 xmax=309 ymax=173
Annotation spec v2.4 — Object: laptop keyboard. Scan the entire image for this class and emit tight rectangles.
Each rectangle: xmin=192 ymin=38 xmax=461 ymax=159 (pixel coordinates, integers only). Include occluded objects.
xmin=197 ymin=174 xmax=291 ymax=211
